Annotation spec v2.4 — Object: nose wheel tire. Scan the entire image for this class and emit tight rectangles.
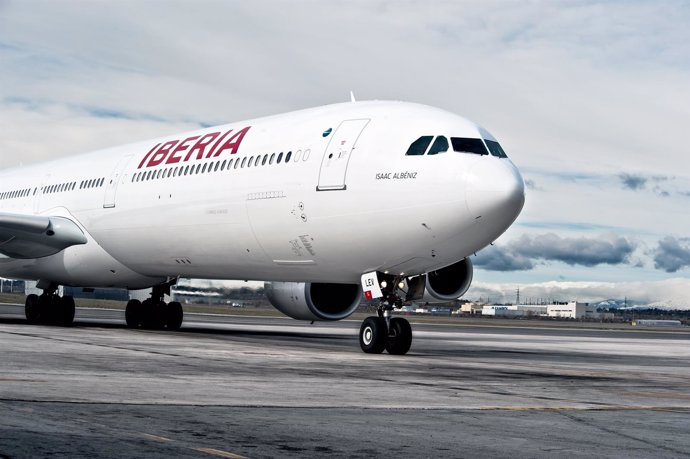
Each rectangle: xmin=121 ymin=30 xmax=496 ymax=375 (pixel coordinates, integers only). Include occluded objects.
xmin=359 ymin=316 xmax=387 ymax=354
xmin=386 ymin=317 xmax=412 ymax=355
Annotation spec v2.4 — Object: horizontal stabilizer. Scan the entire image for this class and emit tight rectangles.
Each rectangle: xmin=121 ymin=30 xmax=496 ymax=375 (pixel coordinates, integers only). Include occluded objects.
xmin=0 ymin=212 xmax=87 ymax=259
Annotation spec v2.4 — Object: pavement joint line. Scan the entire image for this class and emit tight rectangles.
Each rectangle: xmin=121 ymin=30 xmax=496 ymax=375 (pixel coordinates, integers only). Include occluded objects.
xmin=141 ymin=433 xmax=172 ymax=443
xmin=141 ymin=433 xmax=246 ymax=458
xmin=193 ymin=447 xmax=247 ymax=459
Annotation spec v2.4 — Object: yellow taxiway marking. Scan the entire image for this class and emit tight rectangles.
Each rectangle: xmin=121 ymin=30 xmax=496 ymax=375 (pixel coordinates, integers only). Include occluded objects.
xmin=141 ymin=433 xmax=173 ymax=443
xmin=194 ymin=447 xmax=247 ymax=459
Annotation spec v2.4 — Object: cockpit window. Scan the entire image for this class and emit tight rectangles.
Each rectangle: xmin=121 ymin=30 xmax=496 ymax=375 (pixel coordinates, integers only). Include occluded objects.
xmin=405 ymin=136 xmax=433 ymax=156
xmin=451 ymin=137 xmax=488 ymax=155
xmin=427 ymin=136 xmax=449 ymax=155
xmin=484 ymin=140 xmax=508 ymax=158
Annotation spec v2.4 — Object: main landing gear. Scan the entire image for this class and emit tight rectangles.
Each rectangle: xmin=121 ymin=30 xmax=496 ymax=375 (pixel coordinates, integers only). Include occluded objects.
xmin=359 ymin=276 xmax=415 ymax=355
xmin=125 ymin=283 xmax=183 ymax=330
xmin=25 ymin=284 xmax=75 ymax=326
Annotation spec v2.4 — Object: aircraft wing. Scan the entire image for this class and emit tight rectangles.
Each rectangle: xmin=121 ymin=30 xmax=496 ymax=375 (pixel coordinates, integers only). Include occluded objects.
xmin=0 ymin=212 xmax=87 ymax=259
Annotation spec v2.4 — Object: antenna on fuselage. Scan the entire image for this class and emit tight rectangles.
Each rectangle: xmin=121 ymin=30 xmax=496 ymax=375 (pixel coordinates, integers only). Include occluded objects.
xmin=350 ymin=91 xmax=356 ymax=103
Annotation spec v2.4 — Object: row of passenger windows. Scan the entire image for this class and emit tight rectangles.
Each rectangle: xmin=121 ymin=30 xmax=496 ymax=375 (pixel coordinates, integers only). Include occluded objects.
xmin=0 ymin=176 xmax=106 ymax=201
xmin=405 ymin=136 xmax=508 ymax=158
xmin=132 ymin=150 xmax=307 ymax=183
xmin=0 ymin=188 xmax=31 ymax=200
xmin=43 ymin=177 xmax=104 ymax=194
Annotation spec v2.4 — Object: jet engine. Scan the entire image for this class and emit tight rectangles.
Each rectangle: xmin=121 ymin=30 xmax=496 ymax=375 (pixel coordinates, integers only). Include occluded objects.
xmin=425 ymin=258 xmax=473 ymax=301
xmin=264 ymin=281 xmax=362 ymax=321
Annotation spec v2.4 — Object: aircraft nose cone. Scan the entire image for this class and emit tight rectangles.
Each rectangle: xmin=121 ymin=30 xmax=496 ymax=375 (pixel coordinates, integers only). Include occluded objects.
xmin=465 ymin=160 xmax=525 ymax=226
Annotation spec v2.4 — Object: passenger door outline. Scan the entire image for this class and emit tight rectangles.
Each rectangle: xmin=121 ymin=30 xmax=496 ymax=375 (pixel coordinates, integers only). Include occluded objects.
xmin=317 ymin=119 xmax=370 ymax=191
xmin=103 ymin=154 xmax=133 ymax=208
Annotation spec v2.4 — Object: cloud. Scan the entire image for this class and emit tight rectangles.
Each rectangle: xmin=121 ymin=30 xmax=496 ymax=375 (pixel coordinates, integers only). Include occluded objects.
xmin=523 ymin=178 xmax=540 ymax=191
xmin=654 ymin=236 xmax=690 ymax=272
xmin=619 ymin=173 xmax=647 ymax=190
xmin=475 ymin=233 xmax=636 ymax=271
xmin=473 ymin=246 xmax=534 ymax=271
xmin=617 ymin=173 xmax=674 ymax=196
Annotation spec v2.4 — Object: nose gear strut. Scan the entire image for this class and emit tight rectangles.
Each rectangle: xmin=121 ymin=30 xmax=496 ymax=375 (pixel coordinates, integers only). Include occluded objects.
xmin=359 ymin=273 xmax=421 ymax=355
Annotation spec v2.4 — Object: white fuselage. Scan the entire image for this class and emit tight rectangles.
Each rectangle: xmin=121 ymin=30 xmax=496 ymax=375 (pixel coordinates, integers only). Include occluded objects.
xmin=0 ymin=101 xmax=524 ymax=289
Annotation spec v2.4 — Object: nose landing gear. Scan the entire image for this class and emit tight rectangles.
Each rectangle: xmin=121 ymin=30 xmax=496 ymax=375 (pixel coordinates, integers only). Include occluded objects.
xmin=359 ymin=274 xmax=418 ymax=355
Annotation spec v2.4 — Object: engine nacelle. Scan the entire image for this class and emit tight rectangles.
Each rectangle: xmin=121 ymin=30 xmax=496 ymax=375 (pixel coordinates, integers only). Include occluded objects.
xmin=425 ymin=258 xmax=474 ymax=301
xmin=264 ymin=281 xmax=362 ymax=321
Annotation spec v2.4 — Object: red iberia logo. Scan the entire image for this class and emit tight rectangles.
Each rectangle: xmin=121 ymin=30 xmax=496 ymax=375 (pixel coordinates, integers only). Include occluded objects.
xmin=137 ymin=126 xmax=251 ymax=169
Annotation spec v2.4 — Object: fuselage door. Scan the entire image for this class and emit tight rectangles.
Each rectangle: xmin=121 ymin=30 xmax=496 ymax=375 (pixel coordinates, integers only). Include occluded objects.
xmin=317 ymin=119 xmax=370 ymax=191
xmin=103 ymin=154 xmax=133 ymax=208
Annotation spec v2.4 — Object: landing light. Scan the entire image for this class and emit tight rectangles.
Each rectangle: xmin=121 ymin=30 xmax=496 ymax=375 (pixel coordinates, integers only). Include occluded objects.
xmin=398 ymin=281 xmax=405 ymax=289
xmin=380 ymin=281 xmax=387 ymax=288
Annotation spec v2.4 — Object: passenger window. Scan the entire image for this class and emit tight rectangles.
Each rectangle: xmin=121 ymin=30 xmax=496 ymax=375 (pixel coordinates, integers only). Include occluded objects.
xmin=241 ymin=157 xmax=247 ymax=168
xmin=277 ymin=152 xmax=283 ymax=163
xmin=285 ymin=151 xmax=292 ymax=163
xmin=451 ymin=137 xmax=489 ymax=155
xmin=269 ymin=153 xmax=275 ymax=164
xmin=248 ymin=156 xmax=254 ymax=167
xmin=227 ymin=159 xmax=234 ymax=170
xmin=262 ymin=155 xmax=268 ymax=166
xmin=405 ymin=136 xmax=433 ymax=156
xmin=234 ymin=158 xmax=240 ymax=169
xmin=221 ymin=160 xmax=227 ymax=171
xmin=427 ymin=136 xmax=449 ymax=155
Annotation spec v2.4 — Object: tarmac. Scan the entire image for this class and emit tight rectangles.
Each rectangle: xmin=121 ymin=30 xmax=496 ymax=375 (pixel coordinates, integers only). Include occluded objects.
xmin=1 ymin=303 xmax=689 ymax=458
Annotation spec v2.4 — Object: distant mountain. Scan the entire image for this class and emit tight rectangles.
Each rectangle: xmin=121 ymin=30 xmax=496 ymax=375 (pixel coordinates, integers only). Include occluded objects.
xmin=594 ymin=298 xmax=688 ymax=311
xmin=594 ymin=299 xmax=634 ymax=309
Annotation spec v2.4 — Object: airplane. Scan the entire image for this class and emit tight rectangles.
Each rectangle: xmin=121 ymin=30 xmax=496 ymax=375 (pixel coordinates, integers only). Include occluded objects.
xmin=0 ymin=100 xmax=525 ymax=355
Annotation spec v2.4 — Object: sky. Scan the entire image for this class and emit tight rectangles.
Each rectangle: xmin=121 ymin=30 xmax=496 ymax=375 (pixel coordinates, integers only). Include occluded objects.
xmin=1 ymin=1 xmax=689 ymax=306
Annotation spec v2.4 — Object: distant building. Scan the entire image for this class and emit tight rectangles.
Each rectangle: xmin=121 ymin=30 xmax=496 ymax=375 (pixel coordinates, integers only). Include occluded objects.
xmin=459 ymin=303 xmax=484 ymax=314
xmin=632 ymin=320 xmax=682 ymax=327
xmin=547 ymin=301 xmax=599 ymax=319
xmin=482 ymin=305 xmax=522 ymax=317
xmin=0 ymin=278 xmax=25 ymax=294
xmin=481 ymin=305 xmax=547 ymax=317
xmin=24 ymin=281 xmax=127 ymax=301
xmin=62 ymin=287 xmax=129 ymax=301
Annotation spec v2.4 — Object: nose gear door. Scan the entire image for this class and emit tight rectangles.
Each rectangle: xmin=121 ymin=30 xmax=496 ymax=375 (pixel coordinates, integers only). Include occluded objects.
xmin=317 ymin=119 xmax=369 ymax=191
